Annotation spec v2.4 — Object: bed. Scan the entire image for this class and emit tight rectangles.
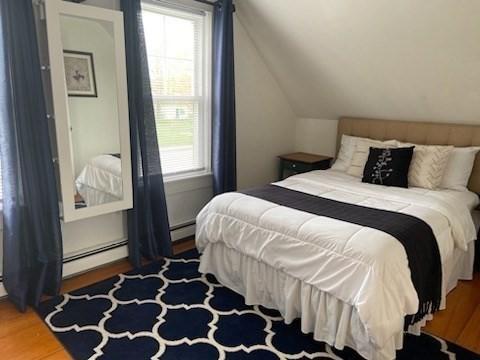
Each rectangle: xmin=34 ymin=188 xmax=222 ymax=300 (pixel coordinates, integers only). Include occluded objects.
xmin=75 ymin=154 xmax=123 ymax=207
xmin=195 ymin=117 xmax=480 ymax=359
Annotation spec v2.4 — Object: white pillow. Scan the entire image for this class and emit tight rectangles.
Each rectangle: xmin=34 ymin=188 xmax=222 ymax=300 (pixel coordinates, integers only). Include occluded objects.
xmin=346 ymin=138 xmax=397 ymax=178
xmin=397 ymin=142 xmax=453 ymax=190
xmin=440 ymin=147 xmax=480 ymax=191
xmin=331 ymin=135 xmax=357 ymax=172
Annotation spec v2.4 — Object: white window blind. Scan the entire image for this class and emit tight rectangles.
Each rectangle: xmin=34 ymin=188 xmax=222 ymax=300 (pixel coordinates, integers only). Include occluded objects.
xmin=142 ymin=3 xmax=211 ymax=178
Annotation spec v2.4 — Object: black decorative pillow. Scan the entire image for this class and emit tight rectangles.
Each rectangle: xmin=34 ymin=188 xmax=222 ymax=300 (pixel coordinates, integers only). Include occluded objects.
xmin=362 ymin=147 xmax=415 ymax=188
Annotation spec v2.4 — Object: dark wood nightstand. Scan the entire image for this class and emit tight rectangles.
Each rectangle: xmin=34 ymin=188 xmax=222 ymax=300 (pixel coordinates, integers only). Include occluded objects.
xmin=278 ymin=152 xmax=333 ymax=180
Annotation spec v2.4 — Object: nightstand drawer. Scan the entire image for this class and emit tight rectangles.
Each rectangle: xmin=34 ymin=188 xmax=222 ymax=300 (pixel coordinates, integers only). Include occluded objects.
xmin=283 ymin=160 xmax=311 ymax=173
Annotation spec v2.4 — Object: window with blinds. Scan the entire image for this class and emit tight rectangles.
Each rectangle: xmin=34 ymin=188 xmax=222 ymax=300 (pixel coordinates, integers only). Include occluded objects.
xmin=142 ymin=2 xmax=212 ymax=178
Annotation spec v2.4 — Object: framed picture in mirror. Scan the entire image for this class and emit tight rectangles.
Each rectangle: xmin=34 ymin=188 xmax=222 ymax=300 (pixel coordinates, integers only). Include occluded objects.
xmin=63 ymin=50 xmax=98 ymax=97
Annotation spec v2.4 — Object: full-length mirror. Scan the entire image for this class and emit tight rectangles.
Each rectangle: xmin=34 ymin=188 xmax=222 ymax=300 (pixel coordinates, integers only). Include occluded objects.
xmin=44 ymin=0 xmax=132 ymax=222
xmin=61 ymin=15 xmax=122 ymax=209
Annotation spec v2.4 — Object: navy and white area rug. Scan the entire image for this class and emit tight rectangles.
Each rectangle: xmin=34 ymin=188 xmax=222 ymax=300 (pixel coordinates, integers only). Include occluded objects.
xmin=37 ymin=250 xmax=480 ymax=360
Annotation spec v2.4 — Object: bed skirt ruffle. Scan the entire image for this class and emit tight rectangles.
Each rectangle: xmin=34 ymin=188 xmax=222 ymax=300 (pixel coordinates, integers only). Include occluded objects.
xmin=198 ymin=242 xmax=474 ymax=360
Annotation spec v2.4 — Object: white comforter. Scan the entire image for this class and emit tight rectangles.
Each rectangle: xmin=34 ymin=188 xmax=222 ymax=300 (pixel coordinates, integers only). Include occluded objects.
xmin=196 ymin=170 xmax=478 ymax=349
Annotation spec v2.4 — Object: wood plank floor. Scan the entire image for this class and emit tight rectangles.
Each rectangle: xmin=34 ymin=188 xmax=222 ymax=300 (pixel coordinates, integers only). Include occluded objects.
xmin=0 ymin=239 xmax=479 ymax=359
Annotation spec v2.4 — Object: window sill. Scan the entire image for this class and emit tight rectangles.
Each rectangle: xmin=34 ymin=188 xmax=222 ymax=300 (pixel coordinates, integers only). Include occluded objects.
xmin=163 ymin=172 xmax=212 ymax=196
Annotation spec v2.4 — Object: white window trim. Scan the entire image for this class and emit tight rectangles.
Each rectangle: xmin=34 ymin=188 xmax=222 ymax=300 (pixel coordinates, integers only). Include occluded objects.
xmin=142 ymin=1 xmax=213 ymax=182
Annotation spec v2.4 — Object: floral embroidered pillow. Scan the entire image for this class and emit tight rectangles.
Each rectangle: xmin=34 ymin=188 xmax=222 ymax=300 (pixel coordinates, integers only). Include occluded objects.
xmin=362 ymin=147 xmax=415 ymax=188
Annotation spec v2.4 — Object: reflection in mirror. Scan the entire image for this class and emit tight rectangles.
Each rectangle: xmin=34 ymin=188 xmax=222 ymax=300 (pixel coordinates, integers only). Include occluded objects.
xmin=59 ymin=15 xmax=123 ymax=209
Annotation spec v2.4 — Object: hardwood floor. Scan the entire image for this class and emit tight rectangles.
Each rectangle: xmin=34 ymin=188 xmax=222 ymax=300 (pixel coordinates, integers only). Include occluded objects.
xmin=425 ymin=272 xmax=480 ymax=353
xmin=0 ymin=239 xmax=479 ymax=359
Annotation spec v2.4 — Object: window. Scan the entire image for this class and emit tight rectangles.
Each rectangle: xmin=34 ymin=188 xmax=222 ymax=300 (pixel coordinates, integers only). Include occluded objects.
xmin=142 ymin=2 xmax=212 ymax=178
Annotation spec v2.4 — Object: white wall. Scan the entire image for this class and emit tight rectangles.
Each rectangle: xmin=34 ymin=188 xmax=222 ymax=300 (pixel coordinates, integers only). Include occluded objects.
xmin=295 ymin=118 xmax=338 ymax=158
xmin=235 ymin=17 xmax=296 ymax=189
xmin=237 ymin=0 xmax=480 ymax=123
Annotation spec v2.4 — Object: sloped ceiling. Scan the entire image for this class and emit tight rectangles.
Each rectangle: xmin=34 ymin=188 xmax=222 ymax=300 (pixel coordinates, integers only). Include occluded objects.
xmin=236 ymin=0 xmax=480 ymax=123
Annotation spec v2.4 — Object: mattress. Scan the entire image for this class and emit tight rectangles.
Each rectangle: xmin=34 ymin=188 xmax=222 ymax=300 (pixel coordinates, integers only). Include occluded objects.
xmin=196 ymin=169 xmax=479 ymax=359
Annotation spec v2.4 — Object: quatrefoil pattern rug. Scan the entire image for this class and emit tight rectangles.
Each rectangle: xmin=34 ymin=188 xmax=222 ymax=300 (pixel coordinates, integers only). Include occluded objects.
xmin=37 ymin=250 xmax=480 ymax=360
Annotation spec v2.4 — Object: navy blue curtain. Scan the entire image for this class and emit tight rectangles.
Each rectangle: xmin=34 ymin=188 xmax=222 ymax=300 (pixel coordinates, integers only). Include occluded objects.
xmin=0 ymin=0 xmax=63 ymax=311
xmin=212 ymin=0 xmax=236 ymax=195
xmin=122 ymin=0 xmax=172 ymax=267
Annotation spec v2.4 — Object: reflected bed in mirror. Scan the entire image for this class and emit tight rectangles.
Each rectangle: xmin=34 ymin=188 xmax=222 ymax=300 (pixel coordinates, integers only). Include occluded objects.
xmin=75 ymin=154 xmax=122 ymax=209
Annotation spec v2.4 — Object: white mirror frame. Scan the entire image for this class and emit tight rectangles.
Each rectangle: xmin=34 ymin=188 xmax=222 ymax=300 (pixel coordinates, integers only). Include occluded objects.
xmin=44 ymin=0 xmax=133 ymax=222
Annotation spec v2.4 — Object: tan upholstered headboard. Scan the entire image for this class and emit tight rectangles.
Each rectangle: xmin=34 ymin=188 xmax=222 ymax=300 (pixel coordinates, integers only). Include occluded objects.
xmin=337 ymin=117 xmax=480 ymax=193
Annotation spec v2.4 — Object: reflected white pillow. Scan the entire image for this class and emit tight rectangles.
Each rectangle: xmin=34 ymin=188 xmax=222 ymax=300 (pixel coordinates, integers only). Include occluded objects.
xmin=346 ymin=138 xmax=397 ymax=178
xmin=331 ymin=135 xmax=357 ymax=172
xmin=440 ymin=147 xmax=480 ymax=191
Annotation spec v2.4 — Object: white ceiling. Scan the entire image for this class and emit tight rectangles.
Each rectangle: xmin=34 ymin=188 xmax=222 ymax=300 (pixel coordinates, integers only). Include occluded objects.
xmin=236 ymin=0 xmax=480 ymax=123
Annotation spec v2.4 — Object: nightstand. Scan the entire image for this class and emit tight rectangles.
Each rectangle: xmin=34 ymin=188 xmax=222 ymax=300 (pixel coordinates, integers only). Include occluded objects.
xmin=278 ymin=152 xmax=333 ymax=181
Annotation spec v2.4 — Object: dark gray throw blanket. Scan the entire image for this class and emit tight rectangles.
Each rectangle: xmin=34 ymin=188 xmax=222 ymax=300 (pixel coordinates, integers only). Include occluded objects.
xmin=241 ymin=184 xmax=442 ymax=325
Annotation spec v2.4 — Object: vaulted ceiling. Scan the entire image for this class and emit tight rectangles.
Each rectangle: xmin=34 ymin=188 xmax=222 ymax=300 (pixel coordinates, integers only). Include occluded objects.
xmin=236 ymin=0 xmax=480 ymax=123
